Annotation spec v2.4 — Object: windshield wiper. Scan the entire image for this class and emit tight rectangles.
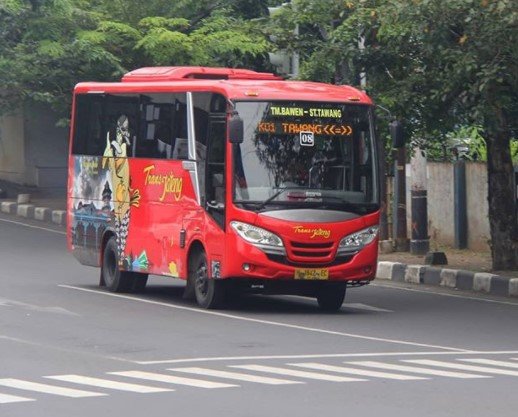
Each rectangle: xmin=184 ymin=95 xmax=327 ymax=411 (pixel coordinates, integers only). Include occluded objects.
xmin=258 ymin=187 xmax=305 ymax=210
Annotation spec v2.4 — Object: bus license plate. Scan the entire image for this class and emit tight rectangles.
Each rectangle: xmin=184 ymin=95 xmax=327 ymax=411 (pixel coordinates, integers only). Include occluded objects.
xmin=294 ymin=268 xmax=329 ymax=280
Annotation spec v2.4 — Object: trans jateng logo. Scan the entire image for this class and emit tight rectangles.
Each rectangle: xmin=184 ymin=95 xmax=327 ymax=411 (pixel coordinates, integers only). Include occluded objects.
xmin=143 ymin=165 xmax=183 ymax=202
xmin=293 ymin=225 xmax=331 ymax=239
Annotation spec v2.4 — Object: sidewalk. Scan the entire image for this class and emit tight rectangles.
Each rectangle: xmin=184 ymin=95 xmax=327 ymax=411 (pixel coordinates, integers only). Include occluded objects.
xmin=377 ymin=248 xmax=518 ymax=298
xmin=1 ymin=181 xmax=516 ymax=298
xmin=0 ymin=180 xmax=66 ymax=225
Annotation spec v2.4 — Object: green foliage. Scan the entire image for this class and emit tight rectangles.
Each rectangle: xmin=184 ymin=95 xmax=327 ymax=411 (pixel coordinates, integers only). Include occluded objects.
xmin=270 ymin=0 xmax=517 ymax=142
xmin=0 ymin=0 xmax=272 ymax=120
xmin=138 ymin=17 xmax=190 ymax=33
xmin=191 ymin=14 xmax=271 ymax=67
xmin=136 ymin=28 xmax=196 ymax=65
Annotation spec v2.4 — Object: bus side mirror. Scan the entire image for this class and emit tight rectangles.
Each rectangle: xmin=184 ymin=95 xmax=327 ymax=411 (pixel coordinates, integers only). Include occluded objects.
xmin=228 ymin=113 xmax=244 ymax=144
xmin=390 ymin=120 xmax=404 ymax=148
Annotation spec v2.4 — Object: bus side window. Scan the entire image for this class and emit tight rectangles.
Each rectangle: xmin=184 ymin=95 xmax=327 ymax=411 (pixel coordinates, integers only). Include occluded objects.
xmin=102 ymin=94 xmax=140 ymax=157
xmin=135 ymin=93 xmax=188 ymax=160
xmin=72 ymin=94 xmax=104 ymax=156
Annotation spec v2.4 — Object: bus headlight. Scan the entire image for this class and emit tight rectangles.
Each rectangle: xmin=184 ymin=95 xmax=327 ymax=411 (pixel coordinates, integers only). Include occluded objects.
xmin=338 ymin=226 xmax=379 ymax=254
xmin=230 ymin=221 xmax=284 ymax=248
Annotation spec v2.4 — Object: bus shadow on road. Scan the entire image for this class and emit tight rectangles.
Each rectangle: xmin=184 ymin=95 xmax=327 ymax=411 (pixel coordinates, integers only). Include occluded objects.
xmin=138 ymin=284 xmax=370 ymax=315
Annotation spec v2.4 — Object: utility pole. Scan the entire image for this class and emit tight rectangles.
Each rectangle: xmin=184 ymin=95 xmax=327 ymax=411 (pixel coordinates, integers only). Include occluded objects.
xmin=393 ymin=147 xmax=409 ymax=251
xmin=267 ymin=2 xmax=299 ymax=78
xmin=410 ymin=147 xmax=430 ymax=254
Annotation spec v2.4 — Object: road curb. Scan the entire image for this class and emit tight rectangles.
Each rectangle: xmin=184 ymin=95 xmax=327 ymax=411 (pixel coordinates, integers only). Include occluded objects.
xmin=376 ymin=261 xmax=517 ymax=298
xmin=0 ymin=199 xmax=66 ymax=227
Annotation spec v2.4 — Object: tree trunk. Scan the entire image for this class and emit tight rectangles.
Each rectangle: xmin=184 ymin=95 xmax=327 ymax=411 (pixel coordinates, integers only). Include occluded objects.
xmin=485 ymin=113 xmax=518 ymax=270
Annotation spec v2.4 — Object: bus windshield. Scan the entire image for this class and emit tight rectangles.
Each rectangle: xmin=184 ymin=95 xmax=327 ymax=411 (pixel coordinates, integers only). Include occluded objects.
xmin=233 ymin=101 xmax=378 ymax=212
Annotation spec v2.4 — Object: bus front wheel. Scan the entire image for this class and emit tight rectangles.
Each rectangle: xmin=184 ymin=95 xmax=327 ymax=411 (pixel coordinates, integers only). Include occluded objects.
xmin=102 ymin=236 xmax=134 ymax=293
xmin=191 ymin=250 xmax=225 ymax=309
xmin=316 ymin=285 xmax=346 ymax=312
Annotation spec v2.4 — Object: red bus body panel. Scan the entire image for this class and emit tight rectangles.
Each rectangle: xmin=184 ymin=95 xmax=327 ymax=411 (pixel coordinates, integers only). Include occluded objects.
xmin=68 ymin=67 xmax=379 ymax=287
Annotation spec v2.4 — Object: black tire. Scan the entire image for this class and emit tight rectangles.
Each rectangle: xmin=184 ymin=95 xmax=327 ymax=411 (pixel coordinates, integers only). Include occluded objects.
xmin=101 ymin=236 xmax=134 ymax=293
xmin=191 ymin=250 xmax=225 ymax=309
xmin=316 ymin=285 xmax=346 ymax=312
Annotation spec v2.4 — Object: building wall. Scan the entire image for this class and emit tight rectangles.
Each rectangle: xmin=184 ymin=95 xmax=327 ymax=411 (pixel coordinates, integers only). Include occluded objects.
xmin=0 ymin=103 xmax=68 ymax=188
xmin=0 ymin=111 xmax=26 ymax=184
xmin=427 ymin=162 xmax=456 ymax=247
xmin=465 ymin=162 xmax=490 ymax=251
xmin=23 ymin=102 xmax=69 ymax=188
xmin=405 ymin=161 xmax=491 ymax=251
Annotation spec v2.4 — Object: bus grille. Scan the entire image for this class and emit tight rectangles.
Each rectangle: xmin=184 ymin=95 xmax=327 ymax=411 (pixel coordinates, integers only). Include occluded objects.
xmin=289 ymin=240 xmax=334 ymax=259
xmin=265 ymin=254 xmax=353 ymax=267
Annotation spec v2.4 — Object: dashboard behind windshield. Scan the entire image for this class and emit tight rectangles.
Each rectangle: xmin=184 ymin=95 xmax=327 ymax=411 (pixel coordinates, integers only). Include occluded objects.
xmin=233 ymin=101 xmax=378 ymax=211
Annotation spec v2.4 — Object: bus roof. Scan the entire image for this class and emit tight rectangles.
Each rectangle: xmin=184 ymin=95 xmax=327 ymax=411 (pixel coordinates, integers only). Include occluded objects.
xmin=73 ymin=66 xmax=372 ymax=105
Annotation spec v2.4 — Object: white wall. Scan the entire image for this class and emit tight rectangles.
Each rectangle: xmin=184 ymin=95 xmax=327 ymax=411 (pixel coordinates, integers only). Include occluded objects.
xmin=465 ymin=162 xmax=490 ymax=251
xmin=404 ymin=161 xmax=490 ymax=251
xmin=0 ymin=111 xmax=26 ymax=184
xmin=0 ymin=103 xmax=68 ymax=188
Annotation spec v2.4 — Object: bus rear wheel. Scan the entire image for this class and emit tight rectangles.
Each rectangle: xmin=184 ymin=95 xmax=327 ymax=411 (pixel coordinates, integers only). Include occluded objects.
xmin=316 ymin=285 xmax=346 ymax=312
xmin=102 ymin=236 xmax=134 ymax=293
xmin=191 ymin=250 xmax=225 ymax=309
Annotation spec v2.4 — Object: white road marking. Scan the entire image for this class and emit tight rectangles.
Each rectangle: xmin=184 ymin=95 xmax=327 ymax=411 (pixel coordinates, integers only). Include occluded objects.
xmin=344 ymin=303 xmax=394 ymax=313
xmin=371 ymin=283 xmax=518 ymax=307
xmin=230 ymin=365 xmax=365 ymax=382
xmin=0 ymin=297 xmax=78 ymax=316
xmin=0 ymin=392 xmax=35 ymax=404
xmin=349 ymin=361 xmax=490 ymax=379
xmin=286 ymin=296 xmax=394 ymax=313
xmin=289 ymin=363 xmax=426 ymax=380
xmin=134 ymin=350 xmax=518 ymax=365
xmin=45 ymin=375 xmax=172 ymax=393
xmin=0 ymin=379 xmax=105 ymax=398
xmin=59 ymin=285 xmax=473 ymax=353
xmin=109 ymin=371 xmax=236 ymax=389
xmin=169 ymin=367 xmax=301 ymax=385
xmin=459 ymin=359 xmax=518 ymax=369
xmin=0 ymin=335 xmax=136 ymax=364
xmin=0 ymin=217 xmax=66 ymax=235
xmin=404 ymin=360 xmax=518 ymax=377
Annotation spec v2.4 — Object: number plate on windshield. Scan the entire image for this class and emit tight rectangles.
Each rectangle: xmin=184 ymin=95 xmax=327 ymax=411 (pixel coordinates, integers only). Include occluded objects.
xmin=294 ymin=268 xmax=329 ymax=280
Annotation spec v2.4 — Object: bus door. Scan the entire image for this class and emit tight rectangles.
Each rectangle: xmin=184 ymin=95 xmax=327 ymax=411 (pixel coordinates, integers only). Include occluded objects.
xmin=182 ymin=93 xmax=227 ymax=276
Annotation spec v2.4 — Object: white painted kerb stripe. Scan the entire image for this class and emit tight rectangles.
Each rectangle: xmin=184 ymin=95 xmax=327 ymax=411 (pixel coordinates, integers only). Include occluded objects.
xmin=109 ymin=371 xmax=236 ymax=389
xmin=0 ymin=392 xmax=35 ymax=404
xmin=46 ymin=375 xmax=172 ymax=393
xmin=0 ymin=379 xmax=105 ymax=398
xmin=169 ymin=367 xmax=301 ymax=385
xmin=349 ymin=361 xmax=490 ymax=379
xmin=290 ymin=363 xmax=426 ymax=380
xmin=231 ymin=365 xmax=365 ymax=382
xmin=459 ymin=359 xmax=518 ymax=369
xmin=404 ymin=360 xmax=518 ymax=377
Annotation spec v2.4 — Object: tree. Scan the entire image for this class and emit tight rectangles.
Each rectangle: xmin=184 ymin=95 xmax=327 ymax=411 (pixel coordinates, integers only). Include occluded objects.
xmin=0 ymin=0 xmax=273 ymax=120
xmin=0 ymin=0 xmax=124 ymax=119
xmin=270 ymin=0 xmax=517 ymax=269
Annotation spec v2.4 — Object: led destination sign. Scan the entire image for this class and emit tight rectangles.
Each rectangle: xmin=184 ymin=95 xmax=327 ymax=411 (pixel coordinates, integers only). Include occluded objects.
xmin=269 ymin=106 xmax=343 ymax=118
xmin=258 ymin=122 xmax=352 ymax=136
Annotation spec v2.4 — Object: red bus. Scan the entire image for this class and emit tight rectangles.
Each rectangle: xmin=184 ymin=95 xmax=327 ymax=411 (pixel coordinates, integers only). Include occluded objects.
xmin=67 ymin=66 xmax=381 ymax=310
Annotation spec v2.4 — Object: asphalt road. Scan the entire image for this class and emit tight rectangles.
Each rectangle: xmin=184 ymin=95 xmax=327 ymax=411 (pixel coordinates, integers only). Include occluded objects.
xmin=1 ymin=212 xmax=518 ymax=417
